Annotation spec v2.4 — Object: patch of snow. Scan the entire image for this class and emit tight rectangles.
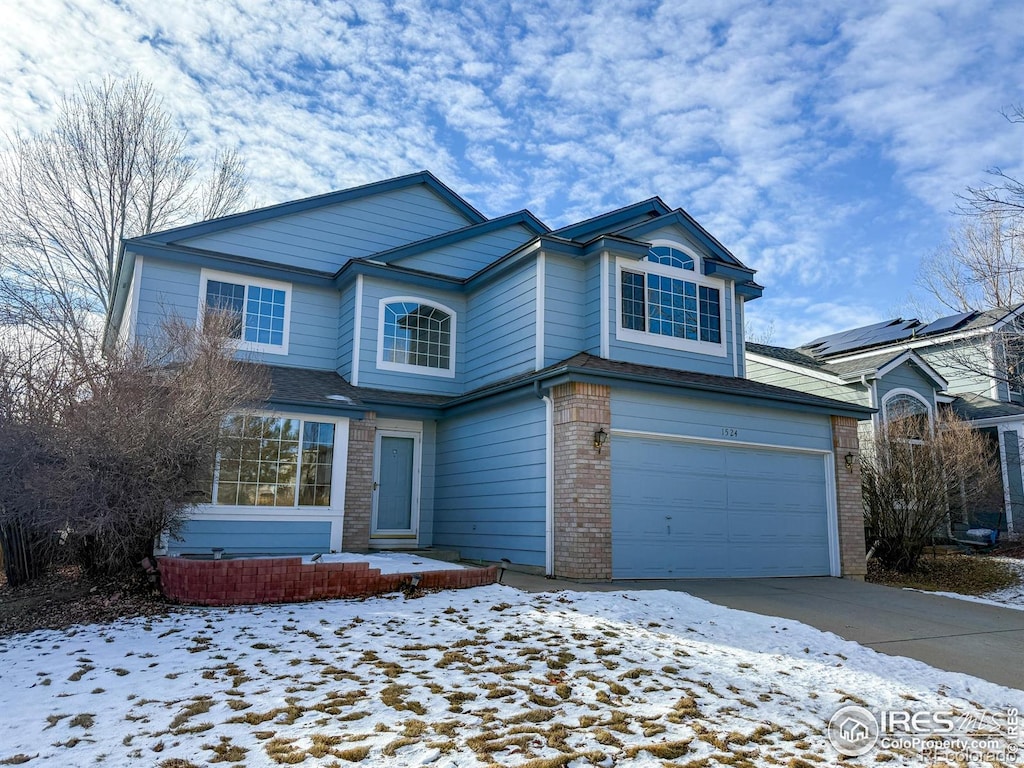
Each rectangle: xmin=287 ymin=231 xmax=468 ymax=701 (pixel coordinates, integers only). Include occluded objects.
xmin=0 ymin=586 xmax=1018 ymax=767
xmin=914 ymin=557 xmax=1024 ymax=612
xmin=302 ymin=551 xmax=466 ymax=574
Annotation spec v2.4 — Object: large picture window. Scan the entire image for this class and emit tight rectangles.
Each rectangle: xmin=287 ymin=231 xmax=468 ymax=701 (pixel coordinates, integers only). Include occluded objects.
xmin=617 ymin=247 xmax=723 ymax=352
xmin=200 ymin=269 xmax=291 ymax=354
xmin=211 ymin=414 xmax=335 ymax=507
xmin=377 ymin=298 xmax=456 ymax=377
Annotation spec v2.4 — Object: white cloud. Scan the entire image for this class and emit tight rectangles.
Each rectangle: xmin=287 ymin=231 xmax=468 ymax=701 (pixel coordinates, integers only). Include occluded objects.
xmin=1 ymin=0 xmax=1021 ymax=338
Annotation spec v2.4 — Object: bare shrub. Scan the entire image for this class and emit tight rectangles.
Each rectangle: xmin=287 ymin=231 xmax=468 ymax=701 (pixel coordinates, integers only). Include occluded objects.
xmin=862 ymin=408 xmax=1002 ymax=572
xmin=0 ymin=313 xmax=267 ymax=583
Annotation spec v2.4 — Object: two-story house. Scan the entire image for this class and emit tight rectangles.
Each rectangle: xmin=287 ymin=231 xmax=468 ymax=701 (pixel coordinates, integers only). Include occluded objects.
xmin=103 ymin=171 xmax=872 ymax=580
xmin=748 ymin=308 xmax=1024 ymax=536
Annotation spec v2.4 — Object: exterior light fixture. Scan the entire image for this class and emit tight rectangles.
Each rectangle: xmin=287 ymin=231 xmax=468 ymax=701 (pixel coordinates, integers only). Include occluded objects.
xmin=845 ymin=452 xmax=855 ymax=472
xmin=593 ymin=427 xmax=609 ymax=452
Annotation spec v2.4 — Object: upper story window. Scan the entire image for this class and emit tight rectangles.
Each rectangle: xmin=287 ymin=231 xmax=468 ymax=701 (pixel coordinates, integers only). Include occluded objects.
xmin=616 ymin=245 xmax=725 ymax=355
xmin=647 ymin=245 xmax=694 ymax=270
xmin=199 ymin=269 xmax=291 ymax=354
xmin=883 ymin=391 xmax=932 ymax=440
xmin=377 ymin=297 xmax=456 ymax=378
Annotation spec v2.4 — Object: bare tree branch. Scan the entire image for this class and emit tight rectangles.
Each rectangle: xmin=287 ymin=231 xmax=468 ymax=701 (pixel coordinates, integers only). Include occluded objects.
xmin=956 ymin=105 xmax=1024 ymax=221
xmin=0 ymin=74 xmax=249 ymax=349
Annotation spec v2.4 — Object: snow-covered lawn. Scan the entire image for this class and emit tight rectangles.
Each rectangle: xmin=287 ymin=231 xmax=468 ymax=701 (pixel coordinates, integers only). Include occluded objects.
xmin=0 ymin=585 xmax=1019 ymax=767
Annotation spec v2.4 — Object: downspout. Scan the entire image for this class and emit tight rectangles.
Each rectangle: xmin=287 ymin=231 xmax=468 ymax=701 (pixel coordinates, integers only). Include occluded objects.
xmin=535 ymin=380 xmax=555 ymax=576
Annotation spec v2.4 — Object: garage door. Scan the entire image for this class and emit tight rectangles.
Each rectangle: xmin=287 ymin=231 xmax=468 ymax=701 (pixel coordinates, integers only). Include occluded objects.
xmin=611 ymin=436 xmax=832 ymax=578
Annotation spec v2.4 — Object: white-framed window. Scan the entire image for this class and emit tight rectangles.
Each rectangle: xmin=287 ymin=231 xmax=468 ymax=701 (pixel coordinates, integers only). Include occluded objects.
xmin=882 ymin=390 xmax=932 ymax=439
xmin=199 ymin=268 xmax=291 ymax=355
xmin=615 ymin=244 xmax=726 ymax=356
xmin=376 ymin=297 xmax=456 ymax=378
xmin=207 ymin=413 xmax=338 ymax=508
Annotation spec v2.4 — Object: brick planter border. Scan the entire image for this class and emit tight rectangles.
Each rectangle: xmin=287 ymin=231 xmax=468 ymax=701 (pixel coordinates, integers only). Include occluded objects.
xmin=157 ymin=556 xmax=499 ymax=606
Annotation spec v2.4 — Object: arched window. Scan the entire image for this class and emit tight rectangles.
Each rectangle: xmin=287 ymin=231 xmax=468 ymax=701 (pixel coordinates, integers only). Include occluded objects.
xmin=883 ymin=391 xmax=931 ymax=439
xmin=378 ymin=298 xmax=455 ymax=376
xmin=647 ymin=245 xmax=694 ymax=271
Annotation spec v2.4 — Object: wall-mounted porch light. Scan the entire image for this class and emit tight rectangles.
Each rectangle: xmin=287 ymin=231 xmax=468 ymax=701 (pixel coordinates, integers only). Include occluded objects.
xmin=593 ymin=427 xmax=609 ymax=453
xmin=845 ymin=452 xmax=855 ymax=472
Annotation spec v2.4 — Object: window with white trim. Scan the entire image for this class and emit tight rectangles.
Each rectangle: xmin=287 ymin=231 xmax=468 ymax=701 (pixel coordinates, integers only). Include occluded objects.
xmin=207 ymin=414 xmax=335 ymax=507
xmin=616 ymin=246 xmax=724 ymax=352
xmin=199 ymin=269 xmax=291 ymax=354
xmin=377 ymin=298 xmax=456 ymax=377
xmin=883 ymin=392 xmax=931 ymax=440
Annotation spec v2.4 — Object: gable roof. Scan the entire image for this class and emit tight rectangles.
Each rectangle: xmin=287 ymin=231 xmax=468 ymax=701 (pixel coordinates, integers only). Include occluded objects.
xmin=549 ymin=198 xmax=672 ymax=242
xmin=369 ymin=211 xmax=549 ymax=265
xmin=949 ymin=393 xmax=1024 ymax=423
xmin=747 ymin=343 xmax=948 ymax=390
xmin=126 ymin=171 xmax=487 ymax=247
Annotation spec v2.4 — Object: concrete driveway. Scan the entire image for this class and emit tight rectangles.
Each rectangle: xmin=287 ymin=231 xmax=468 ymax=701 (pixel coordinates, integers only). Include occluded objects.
xmin=501 ymin=572 xmax=1024 ymax=690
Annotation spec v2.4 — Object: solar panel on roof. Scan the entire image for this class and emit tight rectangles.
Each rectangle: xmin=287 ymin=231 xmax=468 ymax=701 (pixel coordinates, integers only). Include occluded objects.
xmin=916 ymin=311 xmax=977 ymax=337
xmin=805 ymin=319 xmax=898 ymax=347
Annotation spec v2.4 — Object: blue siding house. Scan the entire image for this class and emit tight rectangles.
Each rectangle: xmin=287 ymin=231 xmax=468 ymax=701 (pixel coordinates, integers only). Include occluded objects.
xmin=105 ymin=172 xmax=872 ymax=580
xmin=748 ymin=309 xmax=1024 ymax=535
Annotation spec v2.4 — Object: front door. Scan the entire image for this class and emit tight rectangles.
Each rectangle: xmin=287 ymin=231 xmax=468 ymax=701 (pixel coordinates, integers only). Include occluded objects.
xmin=372 ymin=430 xmax=420 ymax=541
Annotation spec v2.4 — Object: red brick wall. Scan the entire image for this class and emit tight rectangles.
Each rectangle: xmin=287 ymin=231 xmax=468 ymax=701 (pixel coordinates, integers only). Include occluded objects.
xmin=552 ymin=382 xmax=612 ymax=579
xmin=343 ymin=413 xmax=376 ymax=551
xmin=157 ymin=556 xmax=499 ymax=606
xmin=832 ymin=415 xmax=867 ymax=578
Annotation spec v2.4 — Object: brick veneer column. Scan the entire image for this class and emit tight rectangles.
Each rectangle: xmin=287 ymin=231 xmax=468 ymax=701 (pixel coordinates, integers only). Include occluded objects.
xmin=343 ymin=413 xmax=376 ymax=552
xmin=552 ymin=382 xmax=612 ymax=579
xmin=832 ymin=415 xmax=867 ymax=579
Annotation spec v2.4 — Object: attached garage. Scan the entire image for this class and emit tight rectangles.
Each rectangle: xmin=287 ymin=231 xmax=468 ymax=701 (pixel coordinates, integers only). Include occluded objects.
xmin=610 ymin=391 xmax=839 ymax=579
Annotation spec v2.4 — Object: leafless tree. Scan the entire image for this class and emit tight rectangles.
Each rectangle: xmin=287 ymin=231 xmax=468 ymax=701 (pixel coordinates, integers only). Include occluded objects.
xmin=0 ymin=312 xmax=268 ymax=584
xmin=861 ymin=408 xmax=1002 ymax=573
xmin=0 ymin=74 xmax=249 ymax=350
xmin=958 ymin=105 xmax=1024 ymax=221
xmin=918 ymin=216 xmax=1024 ymax=314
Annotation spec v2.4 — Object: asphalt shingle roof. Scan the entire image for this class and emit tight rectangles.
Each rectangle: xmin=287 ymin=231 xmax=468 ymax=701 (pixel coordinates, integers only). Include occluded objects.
xmin=949 ymin=393 xmax=1024 ymax=422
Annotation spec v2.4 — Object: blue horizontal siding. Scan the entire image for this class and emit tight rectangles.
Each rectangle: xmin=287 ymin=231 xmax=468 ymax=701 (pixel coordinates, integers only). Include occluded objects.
xmin=134 ymin=256 xmax=339 ymax=370
xmin=433 ymin=397 xmax=546 ymax=566
xmin=178 ymin=186 xmax=473 ymax=272
xmin=544 ymin=255 xmax=585 ymax=365
xmin=465 ymin=261 xmax=537 ymax=389
xmin=612 ymin=390 xmax=833 ymax=451
xmin=336 ymin=282 xmax=356 ymax=379
xmin=877 ymin=361 xmax=939 ymax=405
xmin=168 ymin=519 xmax=331 ymax=555
xmin=355 ymin=277 xmax=466 ymax=394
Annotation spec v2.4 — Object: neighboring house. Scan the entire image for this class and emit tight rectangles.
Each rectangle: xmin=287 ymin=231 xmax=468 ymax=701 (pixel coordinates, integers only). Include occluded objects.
xmin=104 ymin=171 xmax=872 ymax=580
xmin=748 ymin=307 xmax=1024 ymax=536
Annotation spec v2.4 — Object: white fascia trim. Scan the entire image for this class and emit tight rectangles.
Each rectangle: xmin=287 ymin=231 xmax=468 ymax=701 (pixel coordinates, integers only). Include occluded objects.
xmin=962 ymin=414 xmax=1024 ymax=427
xmin=731 ymin=285 xmax=738 ymax=378
xmin=874 ymin=350 xmax=949 ymax=390
xmin=823 ymin=452 xmax=841 ymax=577
xmin=988 ymin=343 xmax=1000 ymax=400
xmin=118 ymin=253 xmax=144 ymax=347
xmin=376 ymin=296 xmax=457 ymax=379
xmin=600 ymin=250 xmax=610 ymax=358
xmin=746 ymin=351 xmax=848 ymax=385
xmin=351 ymin=275 xmax=363 ymax=386
xmin=536 ymin=251 xmax=546 ymax=370
xmin=614 ymin=257 xmax=729 ymax=358
xmin=737 ymin=296 xmax=746 ymax=377
xmin=198 ymin=267 xmax=292 ymax=356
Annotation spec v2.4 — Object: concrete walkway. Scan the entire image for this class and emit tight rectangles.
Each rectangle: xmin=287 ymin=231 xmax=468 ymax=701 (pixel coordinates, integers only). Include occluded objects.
xmin=499 ymin=571 xmax=1024 ymax=690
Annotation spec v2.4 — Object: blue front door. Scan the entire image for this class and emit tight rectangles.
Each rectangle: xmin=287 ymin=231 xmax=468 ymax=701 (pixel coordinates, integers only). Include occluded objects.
xmin=373 ymin=434 xmax=417 ymax=536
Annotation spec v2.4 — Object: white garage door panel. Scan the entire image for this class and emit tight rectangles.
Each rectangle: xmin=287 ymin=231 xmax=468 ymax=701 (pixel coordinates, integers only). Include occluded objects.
xmin=612 ymin=436 xmax=831 ymax=578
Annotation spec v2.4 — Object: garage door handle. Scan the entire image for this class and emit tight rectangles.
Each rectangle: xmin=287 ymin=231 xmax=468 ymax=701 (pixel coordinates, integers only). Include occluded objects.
xmin=665 ymin=515 xmax=672 ymax=520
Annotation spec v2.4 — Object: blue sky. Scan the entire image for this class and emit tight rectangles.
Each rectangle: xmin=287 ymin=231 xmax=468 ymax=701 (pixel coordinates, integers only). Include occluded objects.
xmin=2 ymin=0 xmax=1022 ymax=345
